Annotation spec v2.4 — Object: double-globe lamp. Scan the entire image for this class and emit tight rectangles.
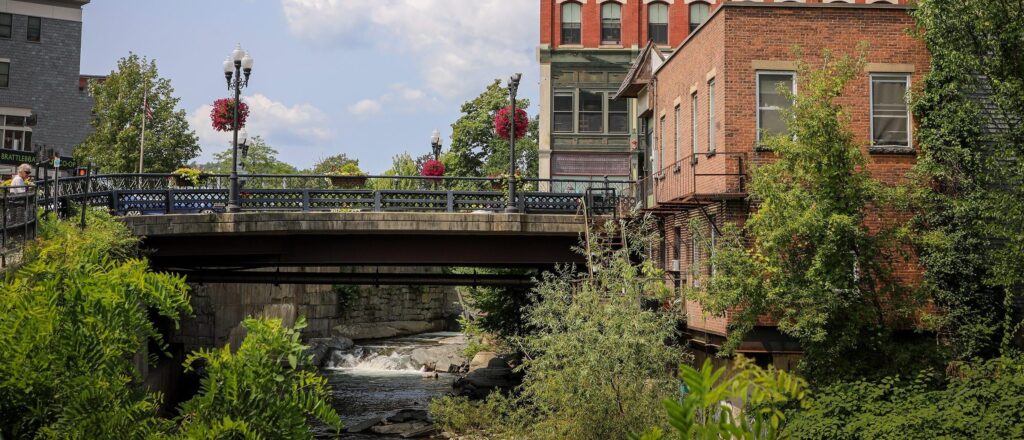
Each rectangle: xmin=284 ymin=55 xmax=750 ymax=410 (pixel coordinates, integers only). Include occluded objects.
xmin=222 ymin=44 xmax=254 ymax=212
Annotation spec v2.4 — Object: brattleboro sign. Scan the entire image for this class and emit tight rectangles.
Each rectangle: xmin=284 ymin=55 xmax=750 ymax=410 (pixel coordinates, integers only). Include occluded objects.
xmin=0 ymin=149 xmax=35 ymax=165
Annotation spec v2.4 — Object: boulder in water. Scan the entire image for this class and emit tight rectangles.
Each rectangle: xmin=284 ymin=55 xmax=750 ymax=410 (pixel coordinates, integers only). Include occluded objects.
xmin=453 ymin=362 xmax=521 ymax=399
xmin=410 ymin=344 xmax=468 ymax=373
xmin=305 ymin=336 xmax=355 ymax=368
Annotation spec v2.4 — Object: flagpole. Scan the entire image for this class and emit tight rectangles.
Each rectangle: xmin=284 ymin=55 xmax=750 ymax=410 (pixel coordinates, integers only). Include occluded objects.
xmin=138 ymin=63 xmax=147 ymax=175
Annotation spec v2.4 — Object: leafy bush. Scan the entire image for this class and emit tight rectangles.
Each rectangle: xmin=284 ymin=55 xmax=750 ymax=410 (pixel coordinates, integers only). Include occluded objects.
xmin=784 ymin=356 xmax=1024 ymax=440
xmin=175 ymin=317 xmax=343 ymax=438
xmin=0 ymin=211 xmax=191 ymax=439
xmin=429 ymin=394 xmax=519 ymax=437
xmin=635 ymin=357 xmax=809 ymax=440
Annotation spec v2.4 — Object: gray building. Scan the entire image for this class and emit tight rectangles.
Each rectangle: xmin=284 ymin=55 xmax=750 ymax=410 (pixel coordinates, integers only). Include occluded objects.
xmin=0 ymin=0 xmax=93 ymax=175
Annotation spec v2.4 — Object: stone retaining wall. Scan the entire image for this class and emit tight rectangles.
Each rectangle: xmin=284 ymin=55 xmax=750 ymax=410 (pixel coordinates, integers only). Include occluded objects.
xmin=171 ymin=267 xmax=462 ymax=351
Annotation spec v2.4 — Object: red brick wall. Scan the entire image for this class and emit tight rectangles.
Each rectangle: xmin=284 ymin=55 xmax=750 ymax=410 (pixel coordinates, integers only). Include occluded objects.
xmin=541 ymin=0 xmax=726 ymax=49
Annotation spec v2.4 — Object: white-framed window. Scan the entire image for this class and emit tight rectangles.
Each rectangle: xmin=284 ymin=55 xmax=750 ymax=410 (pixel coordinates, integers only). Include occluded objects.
xmin=648 ymin=2 xmax=669 ymax=45
xmin=561 ymin=2 xmax=582 ymax=45
xmin=870 ymin=74 xmax=911 ymax=147
xmin=673 ymin=105 xmax=680 ymax=164
xmin=601 ymin=2 xmax=622 ymax=44
xmin=689 ymin=2 xmax=710 ymax=34
xmin=708 ymin=78 xmax=716 ymax=152
xmin=2 ymin=114 xmax=33 ymax=151
xmin=691 ymin=92 xmax=699 ymax=156
xmin=553 ymin=92 xmax=574 ymax=133
xmin=0 ymin=61 xmax=9 ymax=88
xmin=756 ymin=71 xmax=796 ymax=142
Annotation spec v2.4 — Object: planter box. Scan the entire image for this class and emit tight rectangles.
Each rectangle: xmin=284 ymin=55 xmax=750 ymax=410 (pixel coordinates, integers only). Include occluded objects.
xmin=328 ymin=175 xmax=368 ymax=189
xmin=170 ymin=175 xmax=204 ymax=187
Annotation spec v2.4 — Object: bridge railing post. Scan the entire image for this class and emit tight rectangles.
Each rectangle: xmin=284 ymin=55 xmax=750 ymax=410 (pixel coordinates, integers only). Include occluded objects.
xmin=302 ymin=190 xmax=310 ymax=212
xmin=446 ymin=191 xmax=454 ymax=212
xmin=373 ymin=191 xmax=382 ymax=212
xmin=166 ymin=188 xmax=173 ymax=214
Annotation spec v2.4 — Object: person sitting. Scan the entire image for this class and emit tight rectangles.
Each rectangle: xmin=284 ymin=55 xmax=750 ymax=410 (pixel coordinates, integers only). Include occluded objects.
xmin=9 ymin=164 xmax=32 ymax=194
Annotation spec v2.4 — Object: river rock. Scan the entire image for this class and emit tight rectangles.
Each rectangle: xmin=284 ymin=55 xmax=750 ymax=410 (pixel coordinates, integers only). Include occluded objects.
xmin=371 ymin=421 xmax=433 ymax=436
xmin=410 ymin=344 xmax=467 ymax=373
xmin=468 ymin=351 xmax=505 ymax=372
xmin=332 ymin=321 xmax=441 ymax=340
xmin=305 ymin=336 xmax=355 ymax=368
xmin=453 ymin=364 xmax=521 ymax=399
xmin=346 ymin=417 xmax=383 ymax=433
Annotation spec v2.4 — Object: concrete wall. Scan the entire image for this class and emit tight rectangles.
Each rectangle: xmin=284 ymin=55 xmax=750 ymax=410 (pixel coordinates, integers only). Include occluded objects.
xmin=171 ymin=267 xmax=463 ymax=351
xmin=0 ymin=11 xmax=93 ymax=156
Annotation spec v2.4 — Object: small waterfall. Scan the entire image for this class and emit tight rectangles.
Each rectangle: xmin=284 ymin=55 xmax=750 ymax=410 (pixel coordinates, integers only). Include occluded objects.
xmin=326 ymin=345 xmax=425 ymax=373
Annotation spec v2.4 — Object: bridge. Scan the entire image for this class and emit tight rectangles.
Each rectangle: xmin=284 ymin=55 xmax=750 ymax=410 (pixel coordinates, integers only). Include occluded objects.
xmin=2 ymin=173 xmax=626 ymax=283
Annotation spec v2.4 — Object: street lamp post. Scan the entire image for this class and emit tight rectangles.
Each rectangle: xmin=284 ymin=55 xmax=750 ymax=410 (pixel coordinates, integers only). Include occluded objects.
xmin=504 ymin=73 xmax=522 ymax=213
xmin=223 ymin=44 xmax=254 ymax=213
xmin=431 ymin=129 xmax=442 ymax=160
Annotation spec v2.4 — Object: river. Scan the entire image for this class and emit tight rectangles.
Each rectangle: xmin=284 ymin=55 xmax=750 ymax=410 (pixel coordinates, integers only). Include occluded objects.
xmin=315 ymin=332 xmax=463 ymax=439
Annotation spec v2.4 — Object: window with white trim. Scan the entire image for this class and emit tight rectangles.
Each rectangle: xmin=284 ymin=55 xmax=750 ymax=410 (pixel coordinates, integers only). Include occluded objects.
xmin=2 ymin=115 xmax=33 ymax=151
xmin=756 ymin=71 xmax=796 ymax=141
xmin=708 ymin=78 xmax=716 ymax=152
xmin=648 ymin=2 xmax=669 ymax=45
xmin=578 ymin=90 xmax=604 ymax=133
xmin=658 ymin=115 xmax=665 ymax=172
xmin=673 ymin=105 xmax=680 ymax=164
xmin=601 ymin=2 xmax=621 ymax=44
xmin=691 ymin=92 xmax=699 ymax=156
xmin=554 ymin=92 xmax=574 ymax=133
xmin=561 ymin=2 xmax=582 ymax=45
xmin=870 ymin=74 xmax=911 ymax=147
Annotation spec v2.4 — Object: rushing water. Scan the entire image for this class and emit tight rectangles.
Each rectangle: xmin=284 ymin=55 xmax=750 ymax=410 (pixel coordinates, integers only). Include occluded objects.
xmin=316 ymin=332 xmax=461 ymax=439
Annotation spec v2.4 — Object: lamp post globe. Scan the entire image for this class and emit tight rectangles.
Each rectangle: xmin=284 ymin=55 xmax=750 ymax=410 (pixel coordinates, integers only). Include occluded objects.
xmin=431 ymin=129 xmax=442 ymax=160
xmin=224 ymin=44 xmax=253 ymax=213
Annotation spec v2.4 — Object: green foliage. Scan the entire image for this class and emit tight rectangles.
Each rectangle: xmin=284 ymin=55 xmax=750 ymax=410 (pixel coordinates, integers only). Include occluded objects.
xmin=447 ymin=79 xmax=539 ymax=178
xmin=785 ymin=356 xmax=1024 ymax=440
xmin=204 ymin=135 xmax=300 ymax=177
xmin=909 ymin=0 xmax=1024 ymax=360
xmin=76 ymin=53 xmax=200 ymax=173
xmin=695 ymin=48 xmax=926 ymax=380
xmin=172 ymin=167 xmax=205 ymax=186
xmin=636 ymin=356 xmax=809 ymax=440
xmin=0 ymin=211 xmax=191 ymax=439
xmin=308 ymin=153 xmax=358 ymax=175
xmin=369 ymin=152 xmax=421 ymax=190
xmin=429 ymin=394 xmax=520 ymax=437
xmin=175 ymin=317 xmax=343 ymax=439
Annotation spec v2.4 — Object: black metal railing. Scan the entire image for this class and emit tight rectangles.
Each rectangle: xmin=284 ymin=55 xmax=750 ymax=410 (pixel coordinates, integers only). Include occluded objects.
xmin=33 ymin=173 xmax=627 ymax=218
xmin=1 ymin=187 xmax=39 ymax=268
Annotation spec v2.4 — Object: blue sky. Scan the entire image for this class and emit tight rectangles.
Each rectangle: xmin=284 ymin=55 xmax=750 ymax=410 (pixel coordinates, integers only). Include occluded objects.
xmin=79 ymin=0 xmax=539 ymax=173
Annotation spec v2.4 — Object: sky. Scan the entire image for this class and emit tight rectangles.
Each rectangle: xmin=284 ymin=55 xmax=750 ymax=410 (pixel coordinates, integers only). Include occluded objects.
xmin=79 ymin=0 xmax=539 ymax=173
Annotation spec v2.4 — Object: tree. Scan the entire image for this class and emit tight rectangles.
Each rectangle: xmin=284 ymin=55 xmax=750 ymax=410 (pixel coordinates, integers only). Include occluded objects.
xmin=308 ymin=153 xmax=358 ymax=175
xmin=203 ymin=135 xmax=298 ymax=175
xmin=695 ymin=49 xmax=929 ymax=381
xmin=446 ymin=79 xmax=539 ymax=178
xmin=76 ymin=53 xmax=199 ymax=173
xmin=369 ymin=152 xmax=420 ymax=190
xmin=910 ymin=0 xmax=1024 ymax=361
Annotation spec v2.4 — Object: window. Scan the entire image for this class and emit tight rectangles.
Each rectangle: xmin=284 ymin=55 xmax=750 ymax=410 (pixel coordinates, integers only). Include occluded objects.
xmin=708 ymin=79 xmax=716 ymax=152
xmin=709 ymin=215 xmax=717 ymax=276
xmin=27 ymin=16 xmax=41 ymax=42
xmin=673 ymin=105 xmax=680 ymax=164
xmin=0 ymin=62 xmax=8 ymax=88
xmin=578 ymin=90 xmax=604 ymax=133
xmin=648 ymin=2 xmax=668 ymax=45
xmin=0 ymin=13 xmax=12 ymax=39
xmin=674 ymin=226 xmax=682 ymax=261
xmin=871 ymin=74 xmax=910 ymax=147
xmin=658 ymin=115 xmax=665 ymax=172
xmin=757 ymin=72 xmax=795 ymax=141
xmin=691 ymin=93 xmax=699 ymax=156
xmin=691 ymin=234 xmax=701 ymax=286
xmin=689 ymin=2 xmax=710 ymax=34
xmin=2 ymin=115 xmax=33 ymax=151
xmin=608 ymin=96 xmax=628 ymax=133
xmin=561 ymin=2 xmax=581 ymax=45
xmin=601 ymin=2 xmax=621 ymax=44
xmin=554 ymin=92 xmax=574 ymax=132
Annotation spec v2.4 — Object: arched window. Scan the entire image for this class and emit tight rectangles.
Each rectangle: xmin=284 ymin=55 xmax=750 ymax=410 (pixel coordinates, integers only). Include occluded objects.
xmin=648 ymin=2 xmax=669 ymax=45
xmin=689 ymin=2 xmax=710 ymax=34
xmin=561 ymin=2 xmax=582 ymax=45
xmin=601 ymin=2 xmax=622 ymax=44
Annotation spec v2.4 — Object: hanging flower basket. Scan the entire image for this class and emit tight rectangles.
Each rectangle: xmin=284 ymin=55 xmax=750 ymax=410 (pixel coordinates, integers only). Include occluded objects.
xmin=494 ymin=106 xmax=528 ymax=140
xmin=170 ymin=167 xmax=205 ymax=187
xmin=210 ymin=98 xmax=249 ymax=132
xmin=327 ymin=162 xmax=368 ymax=188
xmin=421 ymin=159 xmax=445 ymax=182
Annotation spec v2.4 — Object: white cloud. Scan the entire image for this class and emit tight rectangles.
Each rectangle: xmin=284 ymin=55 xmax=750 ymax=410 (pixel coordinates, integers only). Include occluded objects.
xmin=188 ymin=93 xmax=332 ymax=161
xmin=348 ymin=98 xmax=383 ymax=116
xmin=281 ymin=0 xmax=536 ymax=99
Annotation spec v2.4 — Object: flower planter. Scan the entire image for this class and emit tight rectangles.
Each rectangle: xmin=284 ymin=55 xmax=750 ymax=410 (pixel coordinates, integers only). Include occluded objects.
xmin=489 ymin=179 xmax=503 ymax=190
xmin=170 ymin=175 xmax=200 ymax=187
xmin=328 ymin=175 xmax=368 ymax=189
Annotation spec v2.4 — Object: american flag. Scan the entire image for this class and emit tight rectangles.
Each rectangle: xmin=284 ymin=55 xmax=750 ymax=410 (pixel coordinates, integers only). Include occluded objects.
xmin=143 ymin=92 xmax=153 ymax=121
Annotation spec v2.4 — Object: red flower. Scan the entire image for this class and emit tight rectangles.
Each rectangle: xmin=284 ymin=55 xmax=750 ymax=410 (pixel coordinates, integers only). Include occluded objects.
xmin=421 ymin=159 xmax=446 ymax=177
xmin=210 ymin=98 xmax=249 ymax=132
xmin=494 ymin=106 xmax=528 ymax=140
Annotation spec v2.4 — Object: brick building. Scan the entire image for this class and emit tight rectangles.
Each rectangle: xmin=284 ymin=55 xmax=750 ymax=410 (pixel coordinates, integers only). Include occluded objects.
xmin=538 ymin=0 xmax=724 ymax=189
xmin=615 ymin=1 xmax=922 ymax=368
xmin=0 ymin=0 xmax=94 ymax=175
